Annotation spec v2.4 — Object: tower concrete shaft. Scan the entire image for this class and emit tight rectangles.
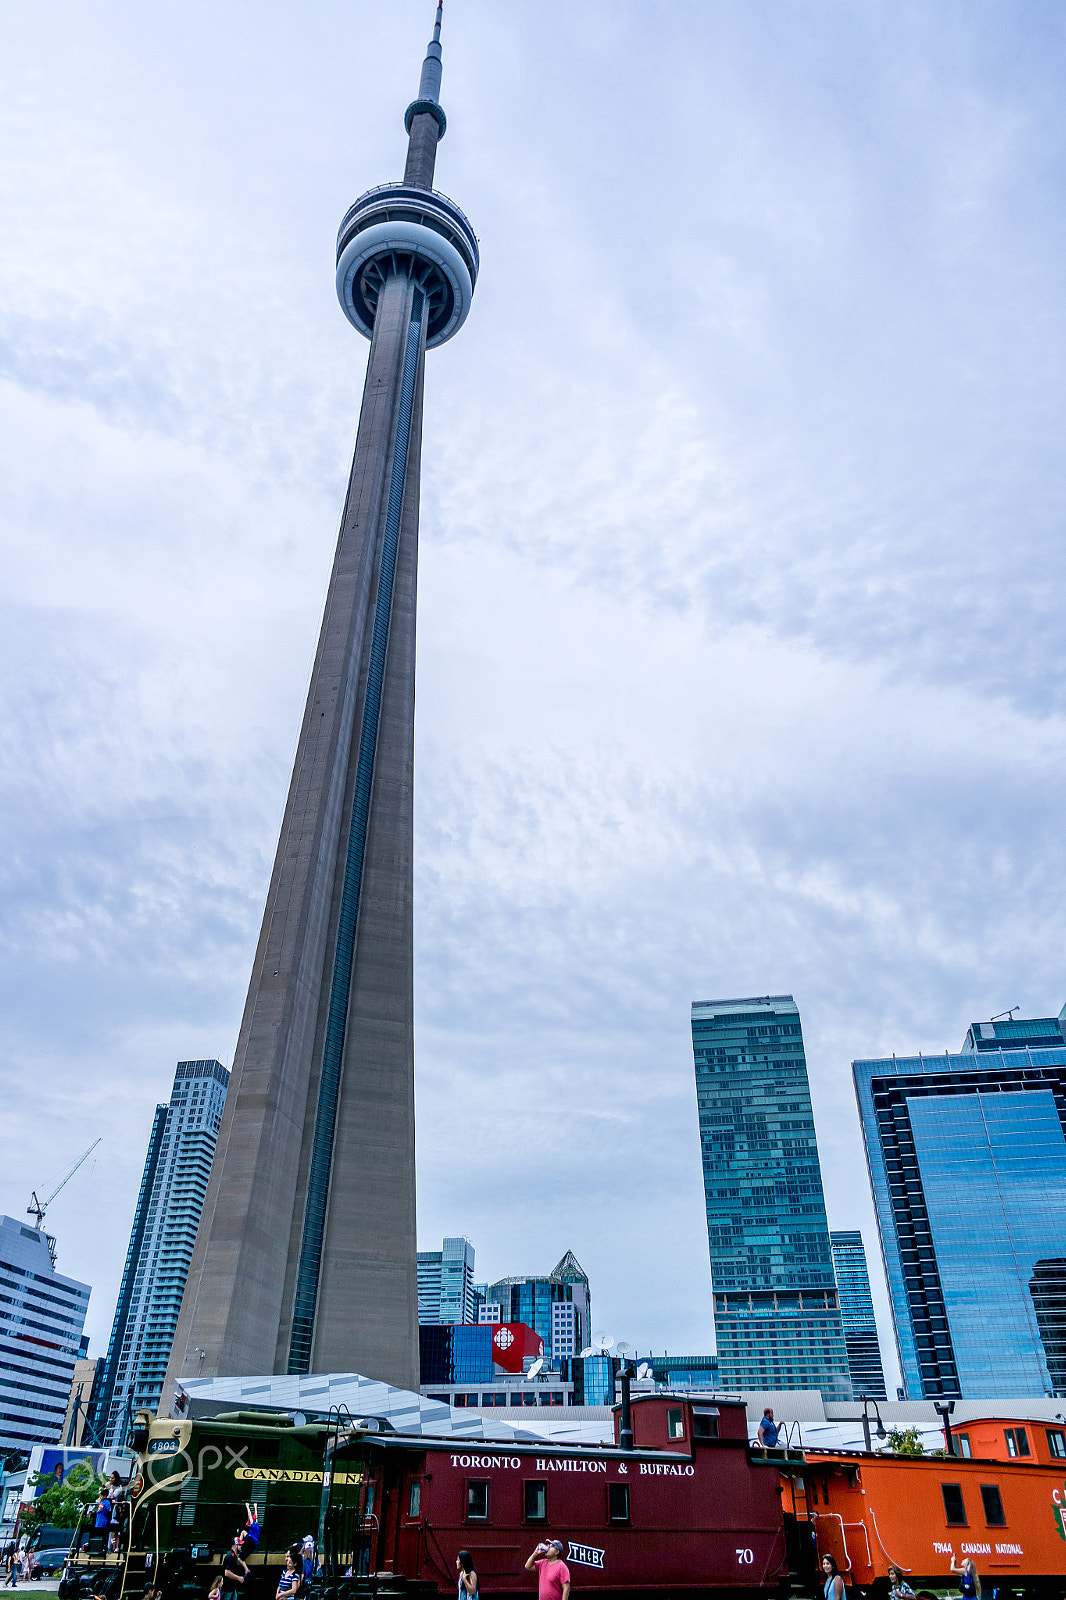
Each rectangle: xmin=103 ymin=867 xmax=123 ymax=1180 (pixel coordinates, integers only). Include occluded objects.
xmin=162 ymin=4 xmax=476 ymax=1401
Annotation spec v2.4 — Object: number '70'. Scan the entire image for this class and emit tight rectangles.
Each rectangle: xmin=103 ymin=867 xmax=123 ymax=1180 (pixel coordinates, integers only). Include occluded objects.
xmin=736 ymin=1549 xmax=754 ymax=1565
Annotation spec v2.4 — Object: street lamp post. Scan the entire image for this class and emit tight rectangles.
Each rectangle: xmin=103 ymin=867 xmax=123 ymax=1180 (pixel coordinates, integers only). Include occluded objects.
xmin=859 ymin=1394 xmax=887 ymax=1453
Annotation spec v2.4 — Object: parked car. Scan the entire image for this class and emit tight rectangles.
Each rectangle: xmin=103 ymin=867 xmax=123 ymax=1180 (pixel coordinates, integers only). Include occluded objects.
xmin=31 ymin=1543 xmax=76 ymax=1579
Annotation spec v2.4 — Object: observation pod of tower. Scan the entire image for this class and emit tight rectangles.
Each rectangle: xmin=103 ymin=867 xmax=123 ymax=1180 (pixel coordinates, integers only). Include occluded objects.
xmin=161 ymin=2 xmax=475 ymax=1404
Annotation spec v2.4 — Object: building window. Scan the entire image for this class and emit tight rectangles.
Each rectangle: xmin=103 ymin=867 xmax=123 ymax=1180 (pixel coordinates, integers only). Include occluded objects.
xmin=692 ymin=1408 xmax=719 ymax=1439
xmin=466 ymin=1481 xmax=489 ymax=1520
xmin=408 ymin=1482 xmax=421 ymax=1518
xmin=955 ymin=1434 xmax=972 ymax=1458
xmin=941 ymin=1484 xmax=967 ymax=1526
xmin=1047 ymin=1429 xmax=1066 ymax=1459
xmin=524 ymin=1481 xmax=547 ymax=1522
xmin=608 ymin=1483 xmax=630 ymax=1524
xmin=667 ymin=1407 xmax=685 ymax=1440
xmin=1004 ymin=1427 xmax=1030 ymax=1458
xmin=979 ymin=1485 xmax=1005 ymax=1527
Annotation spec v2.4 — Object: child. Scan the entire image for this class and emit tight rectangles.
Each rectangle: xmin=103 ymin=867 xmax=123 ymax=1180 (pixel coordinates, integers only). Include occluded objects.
xmin=208 ymin=1578 xmax=224 ymax=1600
xmin=240 ymin=1506 xmax=260 ymax=1558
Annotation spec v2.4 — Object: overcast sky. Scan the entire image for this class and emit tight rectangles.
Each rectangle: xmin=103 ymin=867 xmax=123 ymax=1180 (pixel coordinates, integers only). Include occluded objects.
xmin=2 ymin=1 xmax=1065 ymax=1397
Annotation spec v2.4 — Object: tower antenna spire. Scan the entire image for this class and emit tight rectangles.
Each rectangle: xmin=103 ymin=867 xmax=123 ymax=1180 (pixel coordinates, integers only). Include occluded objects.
xmin=404 ymin=1 xmax=447 ymax=189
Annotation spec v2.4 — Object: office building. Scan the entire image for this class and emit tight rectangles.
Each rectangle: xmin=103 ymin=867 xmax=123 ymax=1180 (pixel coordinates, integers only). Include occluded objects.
xmin=830 ymin=1231 xmax=887 ymax=1400
xmin=635 ymin=1354 xmax=721 ymax=1390
xmin=482 ymin=1252 xmax=591 ymax=1364
xmin=853 ymin=1005 xmax=1066 ymax=1399
xmin=0 ymin=1215 xmax=90 ymax=1451
xmin=692 ymin=995 xmax=852 ymax=1401
xmin=163 ymin=4 xmax=477 ymax=1398
xmin=61 ymin=1355 xmax=102 ymax=1446
xmin=93 ymin=1060 xmax=228 ymax=1448
xmin=417 ymin=1238 xmax=477 ymax=1325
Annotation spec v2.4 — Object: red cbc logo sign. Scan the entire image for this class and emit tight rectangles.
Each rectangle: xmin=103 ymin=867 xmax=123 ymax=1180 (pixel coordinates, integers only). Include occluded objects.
xmin=494 ymin=1328 xmax=514 ymax=1351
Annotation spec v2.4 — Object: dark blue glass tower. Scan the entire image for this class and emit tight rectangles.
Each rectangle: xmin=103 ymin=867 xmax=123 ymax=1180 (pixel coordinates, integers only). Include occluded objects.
xmin=830 ymin=1229 xmax=887 ymax=1400
xmin=854 ymin=1005 xmax=1066 ymax=1399
xmin=692 ymin=994 xmax=852 ymax=1400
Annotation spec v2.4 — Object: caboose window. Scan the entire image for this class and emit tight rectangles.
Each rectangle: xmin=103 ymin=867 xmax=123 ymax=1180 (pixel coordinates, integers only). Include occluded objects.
xmin=608 ymin=1484 xmax=630 ymax=1524
xmin=667 ymin=1408 xmax=685 ymax=1440
xmin=979 ymin=1485 xmax=1005 ymax=1527
xmin=467 ymin=1481 xmax=489 ymax=1520
xmin=408 ymin=1482 xmax=421 ymax=1517
xmin=1048 ymin=1429 xmax=1066 ymax=1459
xmin=524 ymin=1481 xmax=547 ymax=1522
xmin=941 ymin=1484 xmax=967 ymax=1525
xmin=955 ymin=1434 xmax=972 ymax=1458
xmin=1004 ymin=1428 xmax=1030 ymax=1458
xmin=692 ymin=1408 xmax=719 ymax=1438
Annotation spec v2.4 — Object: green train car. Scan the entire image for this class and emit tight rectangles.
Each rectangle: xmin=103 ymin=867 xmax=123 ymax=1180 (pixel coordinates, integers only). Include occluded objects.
xmin=61 ymin=1409 xmax=364 ymax=1600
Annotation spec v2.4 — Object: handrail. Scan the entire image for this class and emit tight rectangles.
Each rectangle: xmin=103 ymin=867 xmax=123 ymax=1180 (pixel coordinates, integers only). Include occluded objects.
xmin=813 ymin=1511 xmax=854 ymax=1572
xmin=867 ymin=1506 xmax=912 ymax=1572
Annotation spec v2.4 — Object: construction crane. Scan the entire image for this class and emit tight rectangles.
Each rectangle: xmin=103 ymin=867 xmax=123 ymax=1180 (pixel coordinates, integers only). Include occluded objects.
xmin=28 ymin=1139 xmax=101 ymax=1264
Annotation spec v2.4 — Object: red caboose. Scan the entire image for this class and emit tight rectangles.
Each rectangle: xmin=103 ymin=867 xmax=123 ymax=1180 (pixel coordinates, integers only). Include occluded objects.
xmin=323 ymin=1395 xmax=791 ymax=1598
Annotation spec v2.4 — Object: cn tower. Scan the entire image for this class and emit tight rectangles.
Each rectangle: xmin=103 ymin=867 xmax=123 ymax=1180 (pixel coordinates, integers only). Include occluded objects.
xmin=164 ymin=3 xmax=476 ymax=1395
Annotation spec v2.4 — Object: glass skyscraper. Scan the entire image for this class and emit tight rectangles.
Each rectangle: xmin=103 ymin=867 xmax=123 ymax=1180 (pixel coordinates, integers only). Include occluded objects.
xmin=417 ymin=1237 xmax=477 ymax=1325
xmin=692 ymin=995 xmax=852 ymax=1400
xmin=853 ymin=1005 xmax=1066 ymax=1399
xmin=830 ymin=1230 xmax=887 ymax=1400
xmin=0 ymin=1214 xmax=90 ymax=1451
xmin=482 ymin=1251 xmax=590 ymax=1364
xmin=93 ymin=1059 xmax=229 ymax=1447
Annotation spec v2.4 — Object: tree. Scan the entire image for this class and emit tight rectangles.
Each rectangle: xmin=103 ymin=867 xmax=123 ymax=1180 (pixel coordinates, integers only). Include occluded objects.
xmin=885 ymin=1426 xmax=924 ymax=1456
xmin=21 ymin=1458 xmax=107 ymax=1532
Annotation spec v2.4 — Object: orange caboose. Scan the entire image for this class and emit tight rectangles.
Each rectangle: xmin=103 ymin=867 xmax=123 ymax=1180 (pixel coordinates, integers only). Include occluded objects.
xmin=793 ymin=1418 xmax=1066 ymax=1595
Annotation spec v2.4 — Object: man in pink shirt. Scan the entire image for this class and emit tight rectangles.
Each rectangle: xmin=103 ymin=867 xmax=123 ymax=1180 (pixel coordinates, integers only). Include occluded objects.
xmin=525 ymin=1540 xmax=571 ymax=1600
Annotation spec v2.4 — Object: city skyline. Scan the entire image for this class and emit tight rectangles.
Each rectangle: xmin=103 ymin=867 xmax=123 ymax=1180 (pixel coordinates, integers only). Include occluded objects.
xmin=3 ymin=2 xmax=1066 ymax=1383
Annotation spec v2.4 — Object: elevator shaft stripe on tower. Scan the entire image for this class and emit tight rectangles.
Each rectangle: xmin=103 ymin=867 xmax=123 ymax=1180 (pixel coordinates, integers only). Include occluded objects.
xmin=288 ymin=286 xmax=424 ymax=1375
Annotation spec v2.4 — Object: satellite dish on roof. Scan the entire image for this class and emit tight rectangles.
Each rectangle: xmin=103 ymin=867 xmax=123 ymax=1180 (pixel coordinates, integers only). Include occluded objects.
xmin=637 ymin=1363 xmax=652 ymax=1380
xmin=578 ymin=1347 xmax=595 ymax=1358
xmin=527 ymin=1357 xmax=544 ymax=1380
xmin=593 ymin=1333 xmax=615 ymax=1352
xmin=616 ymin=1340 xmax=633 ymax=1357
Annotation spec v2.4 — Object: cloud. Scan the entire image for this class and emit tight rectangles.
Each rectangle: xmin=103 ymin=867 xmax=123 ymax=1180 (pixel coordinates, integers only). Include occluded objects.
xmin=0 ymin=1 xmax=1064 ymax=1388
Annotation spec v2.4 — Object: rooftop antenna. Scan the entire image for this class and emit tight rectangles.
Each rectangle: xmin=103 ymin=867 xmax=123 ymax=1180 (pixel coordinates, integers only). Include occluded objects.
xmin=990 ymin=1007 xmax=1020 ymax=1022
xmin=28 ymin=1138 xmax=101 ymax=1265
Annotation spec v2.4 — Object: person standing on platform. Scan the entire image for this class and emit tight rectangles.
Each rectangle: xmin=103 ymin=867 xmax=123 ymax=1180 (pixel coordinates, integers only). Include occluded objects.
xmin=525 ymin=1540 xmax=570 ymax=1600
xmin=457 ymin=1550 xmax=479 ymax=1600
xmin=950 ymin=1555 xmax=981 ymax=1599
xmin=222 ymin=1537 xmax=250 ymax=1599
xmin=758 ymin=1409 xmax=780 ymax=1452
xmin=822 ymin=1554 xmax=845 ymax=1600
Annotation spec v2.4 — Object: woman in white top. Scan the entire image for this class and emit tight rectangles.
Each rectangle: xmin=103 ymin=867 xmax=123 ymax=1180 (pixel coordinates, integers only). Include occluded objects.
xmin=457 ymin=1550 xmax=479 ymax=1600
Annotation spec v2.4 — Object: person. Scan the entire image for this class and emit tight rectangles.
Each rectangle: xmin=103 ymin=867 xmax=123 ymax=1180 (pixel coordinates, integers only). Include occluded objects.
xmin=822 ymin=1554 xmax=845 ymax=1600
xmin=3 ymin=1544 xmax=16 ymax=1589
xmin=888 ymin=1567 xmax=915 ymax=1600
xmin=758 ymin=1409 xmax=780 ymax=1451
xmin=457 ymin=1550 xmax=479 ymax=1600
xmin=241 ymin=1506 xmax=261 ymax=1557
xmin=276 ymin=1552 xmax=301 ymax=1600
xmin=525 ymin=1540 xmax=570 ymax=1600
xmin=94 ymin=1491 xmax=112 ymax=1531
xmin=208 ymin=1580 xmax=224 ymax=1600
xmin=301 ymin=1535 xmax=315 ymax=1583
xmin=222 ymin=1538 xmax=250 ymax=1598
xmin=950 ymin=1555 xmax=981 ymax=1599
